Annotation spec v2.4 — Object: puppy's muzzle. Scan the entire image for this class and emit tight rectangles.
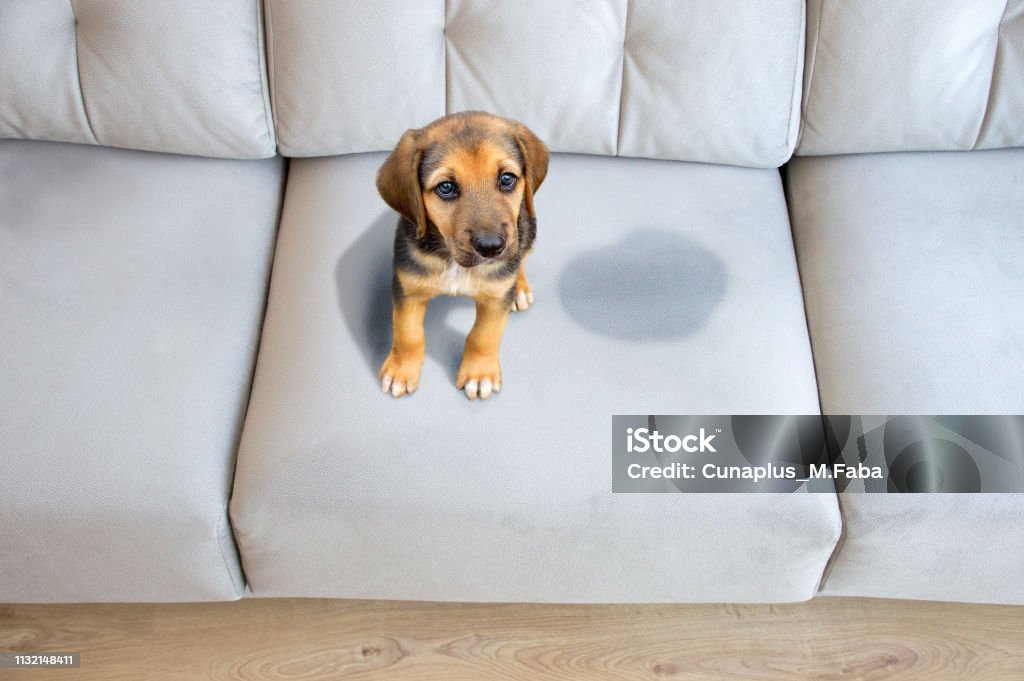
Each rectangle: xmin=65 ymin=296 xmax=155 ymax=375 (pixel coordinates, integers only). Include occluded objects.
xmin=470 ymin=232 xmax=506 ymax=258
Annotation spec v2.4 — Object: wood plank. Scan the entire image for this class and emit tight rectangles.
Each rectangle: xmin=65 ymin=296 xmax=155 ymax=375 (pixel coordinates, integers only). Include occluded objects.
xmin=1 ymin=598 xmax=1023 ymax=680
xmin=0 ymin=602 xmax=154 ymax=680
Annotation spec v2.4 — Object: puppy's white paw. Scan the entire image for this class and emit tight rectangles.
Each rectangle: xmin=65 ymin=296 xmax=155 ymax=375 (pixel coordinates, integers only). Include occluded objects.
xmin=379 ymin=352 xmax=422 ymax=398
xmin=457 ymin=355 xmax=502 ymax=401
xmin=511 ymin=288 xmax=534 ymax=312
xmin=463 ymin=377 xmax=501 ymax=400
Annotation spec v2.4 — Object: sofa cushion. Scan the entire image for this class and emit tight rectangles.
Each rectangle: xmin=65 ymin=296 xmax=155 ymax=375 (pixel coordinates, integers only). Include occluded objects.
xmin=788 ymin=149 xmax=1024 ymax=414
xmin=0 ymin=0 xmax=275 ymax=158
xmin=798 ymin=0 xmax=1024 ymax=155
xmin=265 ymin=0 xmax=805 ymax=167
xmin=788 ymin=148 xmax=1024 ymax=603
xmin=229 ymin=152 xmax=840 ymax=603
xmin=0 ymin=140 xmax=284 ymax=602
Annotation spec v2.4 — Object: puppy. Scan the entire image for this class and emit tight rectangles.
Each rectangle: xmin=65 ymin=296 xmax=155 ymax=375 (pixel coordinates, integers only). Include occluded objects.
xmin=376 ymin=111 xmax=549 ymax=400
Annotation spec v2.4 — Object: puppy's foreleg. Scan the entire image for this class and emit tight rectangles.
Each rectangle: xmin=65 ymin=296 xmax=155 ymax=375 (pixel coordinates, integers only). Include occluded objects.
xmin=457 ymin=297 xmax=510 ymax=400
xmin=380 ymin=297 xmax=428 ymax=397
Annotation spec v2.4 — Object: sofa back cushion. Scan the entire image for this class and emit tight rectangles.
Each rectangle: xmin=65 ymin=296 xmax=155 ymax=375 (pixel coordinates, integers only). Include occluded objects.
xmin=0 ymin=0 xmax=275 ymax=159
xmin=798 ymin=0 xmax=1024 ymax=155
xmin=266 ymin=0 xmax=806 ymax=168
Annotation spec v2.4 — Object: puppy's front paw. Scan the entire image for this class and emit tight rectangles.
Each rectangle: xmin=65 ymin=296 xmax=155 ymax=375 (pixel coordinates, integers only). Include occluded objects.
xmin=456 ymin=353 xmax=502 ymax=400
xmin=379 ymin=351 xmax=423 ymax=398
xmin=511 ymin=279 xmax=534 ymax=312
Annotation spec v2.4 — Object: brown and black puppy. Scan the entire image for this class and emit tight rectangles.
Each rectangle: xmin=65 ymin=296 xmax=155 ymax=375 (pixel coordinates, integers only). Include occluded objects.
xmin=376 ymin=111 xmax=549 ymax=400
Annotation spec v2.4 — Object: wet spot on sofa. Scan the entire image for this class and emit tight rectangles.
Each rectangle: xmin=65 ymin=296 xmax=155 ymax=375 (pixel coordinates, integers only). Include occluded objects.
xmin=335 ymin=214 xmax=472 ymax=380
xmin=558 ymin=229 xmax=726 ymax=340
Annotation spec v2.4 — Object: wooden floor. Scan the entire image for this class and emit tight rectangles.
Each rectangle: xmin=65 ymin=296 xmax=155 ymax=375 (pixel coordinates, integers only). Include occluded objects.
xmin=2 ymin=597 xmax=1023 ymax=680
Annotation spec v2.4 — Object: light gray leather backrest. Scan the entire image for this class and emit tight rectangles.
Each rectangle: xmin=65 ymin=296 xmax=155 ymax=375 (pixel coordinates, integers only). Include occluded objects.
xmin=798 ymin=0 xmax=1024 ymax=155
xmin=266 ymin=0 xmax=806 ymax=168
xmin=0 ymin=0 xmax=276 ymax=159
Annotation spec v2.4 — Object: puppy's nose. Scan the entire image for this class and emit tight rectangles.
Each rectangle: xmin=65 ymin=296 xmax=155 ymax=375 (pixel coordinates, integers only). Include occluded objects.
xmin=471 ymin=233 xmax=506 ymax=258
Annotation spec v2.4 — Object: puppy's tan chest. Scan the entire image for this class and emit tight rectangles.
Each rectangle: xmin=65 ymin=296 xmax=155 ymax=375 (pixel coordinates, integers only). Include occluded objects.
xmin=398 ymin=254 xmax=513 ymax=301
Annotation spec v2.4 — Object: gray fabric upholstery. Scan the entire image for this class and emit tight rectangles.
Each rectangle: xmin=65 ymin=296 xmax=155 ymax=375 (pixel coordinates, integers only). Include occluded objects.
xmin=0 ymin=0 xmax=275 ymax=159
xmin=821 ymin=495 xmax=1024 ymax=604
xmin=230 ymin=152 xmax=840 ymax=603
xmin=788 ymin=149 xmax=1024 ymax=414
xmin=798 ymin=0 xmax=1024 ymax=155
xmin=788 ymin=149 xmax=1024 ymax=603
xmin=265 ymin=0 xmax=805 ymax=167
xmin=0 ymin=140 xmax=285 ymax=602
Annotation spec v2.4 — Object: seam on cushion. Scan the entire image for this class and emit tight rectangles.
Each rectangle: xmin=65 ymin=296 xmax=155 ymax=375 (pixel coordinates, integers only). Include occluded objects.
xmin=216 ymin=511 xmax=246 ymax=599
xmin=785 ymin=163 xmax=846 ymax=596
xmin=798 ymin=0 xmax=825 ymax=155
xmin=614 ymin=0 xmax=629 ymax=156
xmin=219 ymin=158 xmax=288 ymax=599
xmin=972 ymin=0 xmax=1011 ymax=149
xmin=815 ymin=484 xmax=848 ymax=595
xmin=68 ymin=0 xmax=98 ymax=144
xmin=781 ymin=0 xmax=807 ymax=166
xmin=257 ymin=0 xmax=277 ymax=155
xmin=782 ymin=164 xmax=828 ymax=424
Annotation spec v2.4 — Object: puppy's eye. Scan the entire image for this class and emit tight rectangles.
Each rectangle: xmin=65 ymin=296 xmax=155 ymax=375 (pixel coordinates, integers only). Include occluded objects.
xmin=498 ymin=172 xmax=517 ymax=190
xmin=435 ymin=181 xmax=458 ymax=199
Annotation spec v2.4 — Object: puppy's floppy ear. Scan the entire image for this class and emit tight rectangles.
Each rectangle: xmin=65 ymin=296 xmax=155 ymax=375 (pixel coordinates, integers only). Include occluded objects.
xmin=514 ymin=124 xmax=549 ymax=219
xmin=377 ymin=128 xmax=428 ymax=238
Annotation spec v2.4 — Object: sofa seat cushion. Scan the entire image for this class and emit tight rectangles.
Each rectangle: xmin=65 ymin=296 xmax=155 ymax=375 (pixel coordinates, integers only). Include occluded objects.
xmin=0 ymin=140 xmax=285 ymax=601
xmin=787 ymin=148 xmax=1024 ymax=603
xmin=230 ymin=153 xmax=840 ymax=603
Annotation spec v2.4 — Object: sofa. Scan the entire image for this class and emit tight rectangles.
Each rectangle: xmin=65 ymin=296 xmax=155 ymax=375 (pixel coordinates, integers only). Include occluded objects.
xmin=1 ymin=1 xmax=1021 ymax=605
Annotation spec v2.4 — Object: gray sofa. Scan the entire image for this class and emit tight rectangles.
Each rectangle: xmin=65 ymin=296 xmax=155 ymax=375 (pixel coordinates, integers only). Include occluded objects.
xmin=1 ymin=1 xmax=1021 ymax=605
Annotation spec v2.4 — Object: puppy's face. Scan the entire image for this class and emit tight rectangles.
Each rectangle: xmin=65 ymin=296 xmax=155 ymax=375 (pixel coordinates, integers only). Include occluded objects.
xmin=377 ymin=112 xmax=548 ymax=268
xmin=421 ymin=137 xmax=524 ymax=266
